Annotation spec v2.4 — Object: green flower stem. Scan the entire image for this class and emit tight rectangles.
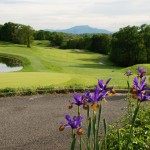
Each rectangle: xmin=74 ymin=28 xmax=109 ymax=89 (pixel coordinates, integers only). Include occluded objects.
xmin=87 ymin=103 xmax=90 ymax=121
xmin=71 ymin=129 xmax=76 ymax=150
xmin=126 ymin=101 xmax=140 ymax=150
xmin=87 ymin=104 xmax=91 ymax=150
xmin=87 ymin=118 xmax=91 ymax=150
xmin=72 ymin=129 xmax=75 ymax=139
xmin=97 ymin=102 xmax=102 ymax=139
xmin=78 ymin=106 xmax=80 ymax=117
xmin=80 ymin=136 xmax=82 ymax=150
xmin=127 ymin=78 xmax=132 ymax=116
xmin=78 ymin=106 xmax=82 ymax=150
xmin=93 ymin=110 xmax=97 ymax=150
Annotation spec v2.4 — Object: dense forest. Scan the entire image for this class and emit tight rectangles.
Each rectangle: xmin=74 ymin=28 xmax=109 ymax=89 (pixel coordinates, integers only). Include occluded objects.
xmin=110 ymin=24 xmax=150 ymax=66
xmin=0 ymin=22 xmax=150 ymax=66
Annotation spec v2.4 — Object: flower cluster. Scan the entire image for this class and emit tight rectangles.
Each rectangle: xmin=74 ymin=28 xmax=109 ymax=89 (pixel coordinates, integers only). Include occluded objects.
xmin=69 ymin=78 xmax=115 ymax=111
xmin=59 ymin=66 xmax=149 ymax=150
xmin=130 ymin=66 xmax=150 ymax=102
xmin=59 ymin=78 xmax=115 ymax=135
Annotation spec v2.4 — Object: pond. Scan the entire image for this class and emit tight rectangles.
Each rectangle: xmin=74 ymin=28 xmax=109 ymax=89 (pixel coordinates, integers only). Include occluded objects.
xmin=0 ymin=56 xmax=23 ymax=72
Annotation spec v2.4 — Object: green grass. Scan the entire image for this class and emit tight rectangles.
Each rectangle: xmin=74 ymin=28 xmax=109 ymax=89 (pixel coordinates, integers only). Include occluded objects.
xmin=0 ymin=41 xmax=149 ymax=90
xmin=32 ymin=40 xmax=50 ymax=47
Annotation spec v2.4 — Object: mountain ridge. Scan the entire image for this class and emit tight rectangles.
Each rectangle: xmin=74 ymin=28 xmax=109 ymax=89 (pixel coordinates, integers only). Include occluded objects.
xmin=44 ymin=25 xmax=112 ymax=34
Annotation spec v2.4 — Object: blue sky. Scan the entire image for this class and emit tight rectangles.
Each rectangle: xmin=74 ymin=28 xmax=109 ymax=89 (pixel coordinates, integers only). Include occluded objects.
xmin=0 ymin=0 xmax=150 ymax=31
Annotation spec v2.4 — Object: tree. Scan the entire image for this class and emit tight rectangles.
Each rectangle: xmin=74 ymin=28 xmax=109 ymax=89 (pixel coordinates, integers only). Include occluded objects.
xmin=110 ymin=25 xmax=144 ymax=66
xmin=90 ymin=34 xmax=111 ymax=54
xmin=0 ymin=22 xmax=34 ymax=47
xmin=34 ymin=30 xmax=51 ymax=40
xmin=0 ymin=24 xmax=3 ymax=40
xmin=0 ymin=22 xmax=16 ymax=42
xmin=34 ymin=30 xmax=46 ymax=40
xmin=140 ymin=24 xmax=150 ymax=62
xmin=49 ymin=32 xmax=63 ymax=46
xmin=22 ymin=25 xmax=34 ymax=47
xmin=16 ymin=25 xmax=34 ymax=47
xmin=76 ymin=34 xmax=92 ymax=50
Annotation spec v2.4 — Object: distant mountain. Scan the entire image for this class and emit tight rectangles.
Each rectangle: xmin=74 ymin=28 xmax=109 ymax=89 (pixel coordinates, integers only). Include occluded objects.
xmin=45 ymin=25 xmax=112 ymax=34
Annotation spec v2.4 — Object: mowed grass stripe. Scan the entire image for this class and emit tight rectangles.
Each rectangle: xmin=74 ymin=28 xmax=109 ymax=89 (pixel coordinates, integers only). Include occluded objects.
xmin=0 ymin=72 xmax=71 ymax=88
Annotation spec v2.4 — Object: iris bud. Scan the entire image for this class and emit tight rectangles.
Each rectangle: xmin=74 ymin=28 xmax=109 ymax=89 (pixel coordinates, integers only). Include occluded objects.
xmin=130 ymin=87 xmax=137 ymax=94
xmin=59 ymin=125 xmax=65 ymax=131
xmin=83 ymin=104 xmax=89 ymax=110
xmin=68 ymin=103 xmax=73 ymax=109
xmin=110 ymin=88 xmax=116 ymax=94
xmin=91 ymin=103 xmax=99 ymax=110
xmin=77 ymin=128 xmax=83 ymax=135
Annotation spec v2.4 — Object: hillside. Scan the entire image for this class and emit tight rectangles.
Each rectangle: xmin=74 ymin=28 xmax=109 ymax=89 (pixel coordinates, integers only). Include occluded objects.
xmin=45 ymin=25 xmax=112 ymax=34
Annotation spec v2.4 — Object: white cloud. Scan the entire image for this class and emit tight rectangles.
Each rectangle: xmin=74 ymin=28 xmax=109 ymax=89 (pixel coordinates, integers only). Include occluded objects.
xmin=0 ymin=0 xmax=150 ymax=31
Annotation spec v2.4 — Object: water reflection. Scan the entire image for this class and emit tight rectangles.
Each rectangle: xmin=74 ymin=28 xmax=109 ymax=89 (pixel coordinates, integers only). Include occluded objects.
xmin=0 ymin=56 xmax=23 ymax=72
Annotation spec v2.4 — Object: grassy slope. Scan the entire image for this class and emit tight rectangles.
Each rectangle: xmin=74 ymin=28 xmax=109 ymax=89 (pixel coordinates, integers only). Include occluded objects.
xmin=0 ymin=41 xmax=149 ymax=89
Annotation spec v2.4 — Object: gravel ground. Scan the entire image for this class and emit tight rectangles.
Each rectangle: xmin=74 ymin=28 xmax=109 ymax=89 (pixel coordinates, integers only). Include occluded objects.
xmin=0 ymin=94 xmax=127 ymax=150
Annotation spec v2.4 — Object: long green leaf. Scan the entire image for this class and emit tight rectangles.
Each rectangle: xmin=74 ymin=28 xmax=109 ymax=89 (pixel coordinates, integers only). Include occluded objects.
xmin=98 ymin=141 xmax=101 ymax=150
xmin=103 ymin=119 xmax=107 ymax=135
xmin=80 ymin=136 xmax=82 ymax=150
xmin=127 ymin=80 xmax=130 ymax=91
xmin=71 ymin=136 xmax=76 ymax=150
xmin=88 ymin=120 xmax=92 ymax=139
xmin=103 ymin=119 xmax=107 ymax=150
xmin=94 ymin=104 xmax=102 ymax=150
xmin=92 ymin=111 xmax=97 ymax=150
xmin=87 ymin=119 xmax=91 ymax=150
xmin=132 ymin=102 xmax=140 ymax=125
xmin=92 ymin=111 xmax=97 ymax=137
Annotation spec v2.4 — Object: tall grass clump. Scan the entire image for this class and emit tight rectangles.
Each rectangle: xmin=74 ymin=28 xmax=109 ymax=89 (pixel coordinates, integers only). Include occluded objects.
xmin=59 ymin=66 xmax=150 ymax=150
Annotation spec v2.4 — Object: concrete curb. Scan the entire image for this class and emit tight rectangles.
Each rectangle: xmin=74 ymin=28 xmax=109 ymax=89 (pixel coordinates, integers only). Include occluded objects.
xmin=0 ymin=88 xmax=149 ymax=97
xmin=0 ymin=88 xmax=129 ymax=97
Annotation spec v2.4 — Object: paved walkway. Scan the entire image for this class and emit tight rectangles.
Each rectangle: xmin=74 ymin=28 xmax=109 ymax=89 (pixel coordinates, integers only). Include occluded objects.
xmin=0 ymin=94 xmax=127 ymax=150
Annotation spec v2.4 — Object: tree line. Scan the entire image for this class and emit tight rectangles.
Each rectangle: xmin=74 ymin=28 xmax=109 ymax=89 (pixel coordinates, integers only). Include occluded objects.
xmin=0 ymin=22 xmax=112 ymax=55
xmin=34 ymin=30 xmax=111 ymax=55
xmin=0 ymin=22 xmax=34 ymax=47
xmin=0 ymin=22 xmax=150 ymax=66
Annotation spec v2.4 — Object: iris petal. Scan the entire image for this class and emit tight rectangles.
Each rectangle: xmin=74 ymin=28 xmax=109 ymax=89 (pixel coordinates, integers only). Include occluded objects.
xmin=65 ymin=114 xmax=71 ymax=121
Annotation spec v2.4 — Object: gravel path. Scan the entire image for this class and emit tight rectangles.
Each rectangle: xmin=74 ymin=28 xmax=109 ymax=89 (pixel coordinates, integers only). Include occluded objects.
xmin=0 ymin=94 xmax=127 ymax=150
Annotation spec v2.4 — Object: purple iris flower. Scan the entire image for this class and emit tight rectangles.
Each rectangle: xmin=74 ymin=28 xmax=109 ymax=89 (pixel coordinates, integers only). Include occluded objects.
xmin=88 ymin=86 xmax=108 ymax=104
xmin=133 ymin=77 xmax=150 ymax=102
xmin=70 ymin=92 xmax=90 ymax=106
xmin=60 ymin=114 xmax=83 ymax=129
xmin=98 ymin=78 xmax=111 ymax=92
xmin=124 ymin=70 xmax=132 ymax=76
xmin=73 ymin=93 xmax=84 ymax=106
xmin=82 ymin=91 xmax=91 ymax=103
xmin=137 ymin=66 xmax=147 ymax=78
xmin=133 ymin=77 xmax=147 ymax=92
xmin=138 ymin=92 xmax=150 ymax=102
